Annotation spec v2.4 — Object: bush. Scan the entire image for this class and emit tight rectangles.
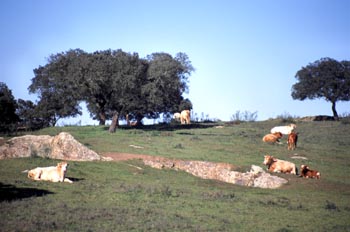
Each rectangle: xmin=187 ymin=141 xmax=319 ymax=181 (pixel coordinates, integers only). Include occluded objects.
xmin=276 ymin=112 xmax=297 ymax=123
xmin=230 ymin=110 xmax=258 ymax=123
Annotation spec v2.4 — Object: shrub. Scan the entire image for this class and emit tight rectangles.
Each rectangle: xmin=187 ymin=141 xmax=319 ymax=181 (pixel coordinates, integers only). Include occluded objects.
xmin=230 ymin=110 xmax=258 ymax=123
xmin=276 ymin=112 xmax=297 ymax=123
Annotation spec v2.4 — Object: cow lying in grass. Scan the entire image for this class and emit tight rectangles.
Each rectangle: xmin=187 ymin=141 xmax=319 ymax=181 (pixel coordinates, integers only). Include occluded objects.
xmin=27 ymin=162 xmax=73 ymax=183
xmin=300 ymin=165 xmax=320 ymax=179
xmin=287 ymin=132 xmax=298 ymax=150
xmin=262 ymin=132 xmax=283 ymax=144
xmin=263 ymin=155 xmax=297 ymax=175
xmin=271 ymin=123 xmax=296 ymax=135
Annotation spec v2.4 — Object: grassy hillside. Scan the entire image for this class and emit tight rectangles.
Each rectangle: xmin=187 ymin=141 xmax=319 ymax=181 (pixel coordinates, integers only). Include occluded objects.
xmin=1 ymin=121 xmax=350 ymax=231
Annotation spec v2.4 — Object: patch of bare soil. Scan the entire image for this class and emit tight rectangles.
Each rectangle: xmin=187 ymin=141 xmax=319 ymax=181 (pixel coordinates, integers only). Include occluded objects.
xmin=101 ymin=152 xmax=160 ymax=162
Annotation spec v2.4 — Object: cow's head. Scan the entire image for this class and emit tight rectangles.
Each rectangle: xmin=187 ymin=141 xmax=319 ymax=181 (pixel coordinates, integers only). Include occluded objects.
xmin=300 ymin=165 xmax=309 ymax=171
xmin=57 ymin=162 xmax=69 ymax=173
xmin=263 ymin=155 xmax=276 ymax=165
xmin=273 ymin=132 xmax=283 ymax=138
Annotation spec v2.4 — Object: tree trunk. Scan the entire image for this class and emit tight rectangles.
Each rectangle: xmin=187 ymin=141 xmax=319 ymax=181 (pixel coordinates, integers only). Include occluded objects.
xmin=126 ymin=114 xmax=130 ymax=126
xmin=109 ymin=111 xmax=119 ymax=133
xmin=136 ymin=113 xmax=144 ymax=126
xmin=99 ymin=112 xmax=106 ymax=125
xmin=331 ymin=101 xmax=339 ymax=121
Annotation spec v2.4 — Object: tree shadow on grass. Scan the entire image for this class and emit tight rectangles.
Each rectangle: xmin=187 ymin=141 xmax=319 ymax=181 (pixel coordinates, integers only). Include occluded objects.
xmin=0 ymin=182 xmax=54 ymax=202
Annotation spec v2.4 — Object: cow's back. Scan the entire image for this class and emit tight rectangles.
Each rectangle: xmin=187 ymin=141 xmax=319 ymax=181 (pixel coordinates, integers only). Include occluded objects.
xmin=269 ymin=159 xmax=296 ymax=174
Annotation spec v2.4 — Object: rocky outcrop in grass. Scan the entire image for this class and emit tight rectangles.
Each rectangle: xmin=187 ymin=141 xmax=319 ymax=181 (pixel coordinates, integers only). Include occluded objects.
xmin=143 ymin=159 xmax=288 ymax=189
xmin=0 ymin=132 xmax=101 ymax=161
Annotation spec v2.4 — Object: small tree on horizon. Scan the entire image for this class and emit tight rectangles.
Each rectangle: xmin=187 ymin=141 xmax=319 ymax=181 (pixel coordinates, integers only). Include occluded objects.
xmin=291 ymin=57 xmax=350 ymax=120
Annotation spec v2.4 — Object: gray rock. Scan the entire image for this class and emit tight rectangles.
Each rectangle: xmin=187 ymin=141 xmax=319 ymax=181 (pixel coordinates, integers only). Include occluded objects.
xmin=0 ymin=132 xmax=101 ymax=161
xmin=143 ymin=159 xmax=288 ymax=189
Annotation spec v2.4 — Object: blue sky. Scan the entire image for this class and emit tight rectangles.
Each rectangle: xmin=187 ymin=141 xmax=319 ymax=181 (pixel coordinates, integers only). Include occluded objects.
xmin=1 ymin=0 xmax=349 ymax=125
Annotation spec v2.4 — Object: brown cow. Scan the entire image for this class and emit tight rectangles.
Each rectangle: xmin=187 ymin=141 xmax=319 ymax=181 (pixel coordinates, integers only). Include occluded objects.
xmin=287 ymin=132 xmax=298 ymax=150
xmin=263 ymin=155 xmax=297 ymax=175
xmin=300 ymin=165 xmax=320 ymax=179
xmin=262 ymin=132 xmax=283 ymax=144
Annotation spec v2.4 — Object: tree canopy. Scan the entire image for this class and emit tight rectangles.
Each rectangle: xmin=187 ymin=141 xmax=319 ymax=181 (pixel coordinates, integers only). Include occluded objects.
xmin=28 ymin=49 xmax=194 ymax=130
xmin=291 ymin=57 xmax=350 ymax=119
xmin=29 ymin=50 xmax=84 ymax=126
xmin=0 ymin=82 xmax=19 ymax=132
xmin=16 ymin=99 xmax=49 ymax=130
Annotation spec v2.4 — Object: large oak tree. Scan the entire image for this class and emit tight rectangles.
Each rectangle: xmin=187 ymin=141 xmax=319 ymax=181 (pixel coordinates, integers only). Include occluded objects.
xmin=29 ymin=49 xmax=194 ymax=131
xmin=292 ymin=58 xmax=350 ymax=120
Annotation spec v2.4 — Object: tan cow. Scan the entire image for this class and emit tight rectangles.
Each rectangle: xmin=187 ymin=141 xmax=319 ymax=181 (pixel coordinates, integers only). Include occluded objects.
xmin=180 ymin=110 xmax=191 ymax=124
xmin=27 ymin=162 xmax=73 ymax=183
xmin=300 ymin=165 xmax=320 ymax=179
xmin=287 ymin=132 xmax=298 ymax=150
xmin=263 ymin=155 xmax=297 ymax=175
xmin=262 ymin=132 xmax=283 ymax=144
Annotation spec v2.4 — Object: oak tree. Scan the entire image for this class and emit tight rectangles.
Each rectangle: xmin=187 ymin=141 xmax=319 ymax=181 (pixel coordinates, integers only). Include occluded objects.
xmin=292 ymin=58 xmax=350 ymax=120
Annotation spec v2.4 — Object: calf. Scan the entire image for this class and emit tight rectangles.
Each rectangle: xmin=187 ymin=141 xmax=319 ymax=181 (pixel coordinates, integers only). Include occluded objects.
xmin=287 ymin=132 xmax=298 ymax=150
xmin=263 ymin=155 xmax=297 ymax=175
xmin=300 ymin=165 xmax=320 ymax=179
xmin=262 ymin=132 xmax=283 ymax=144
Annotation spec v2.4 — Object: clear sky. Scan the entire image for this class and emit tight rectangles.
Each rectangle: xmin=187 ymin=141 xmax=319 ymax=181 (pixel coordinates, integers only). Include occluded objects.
xmin=1 ymin=0 xmax=349 ymax=125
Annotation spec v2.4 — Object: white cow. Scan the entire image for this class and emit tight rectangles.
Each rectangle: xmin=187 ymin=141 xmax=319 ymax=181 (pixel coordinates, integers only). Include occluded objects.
xmin=270 ymin=123 xmax=296 ymax=135
xmin=173 ymin=112 xmax=181 ymax=121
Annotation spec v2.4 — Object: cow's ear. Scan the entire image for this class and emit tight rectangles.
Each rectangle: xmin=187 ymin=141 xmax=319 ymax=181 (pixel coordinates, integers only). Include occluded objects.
xmin=272 ymin=158 xmax=277 ymax=162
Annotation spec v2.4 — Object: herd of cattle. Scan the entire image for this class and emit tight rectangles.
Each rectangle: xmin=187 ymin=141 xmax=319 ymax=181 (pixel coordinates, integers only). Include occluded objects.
xmin=173 ymin=110 xmax=191 ymax=124
xmin=262 ymin=124 xmax=320 ymax=179
xmin=173 ymin=111 xmax=320 ymax=179
xmin=25 ymin=111 xmax=320 ymax=183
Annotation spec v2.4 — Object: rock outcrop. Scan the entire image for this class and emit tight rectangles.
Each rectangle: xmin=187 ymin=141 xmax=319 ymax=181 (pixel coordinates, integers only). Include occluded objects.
xmin=299 ymin=115 xmax=335 ymax=121
xmin=0 ymin=132 xmax=101 ymax=161
xmin=143 ymin=158 xmax=288 ymax=189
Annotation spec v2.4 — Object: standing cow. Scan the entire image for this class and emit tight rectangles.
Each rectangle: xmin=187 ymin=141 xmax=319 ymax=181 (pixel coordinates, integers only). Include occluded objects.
xmin=287 ymin=132 xmax=298 ymax=150
xmin=270 ymin=124 xmax=296 ymax=135
xmin=180 ymin=110 xmax=191 ymax=124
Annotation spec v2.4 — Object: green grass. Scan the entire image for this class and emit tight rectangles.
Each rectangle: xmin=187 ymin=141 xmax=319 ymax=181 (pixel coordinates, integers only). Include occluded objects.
xmin=1 ymin=121 xmax=350 ymax=231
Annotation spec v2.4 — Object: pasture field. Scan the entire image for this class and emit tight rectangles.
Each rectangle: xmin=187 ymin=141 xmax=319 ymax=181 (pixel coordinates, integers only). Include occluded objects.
xmin=1 ymin=120 xmax=350 ymax=231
